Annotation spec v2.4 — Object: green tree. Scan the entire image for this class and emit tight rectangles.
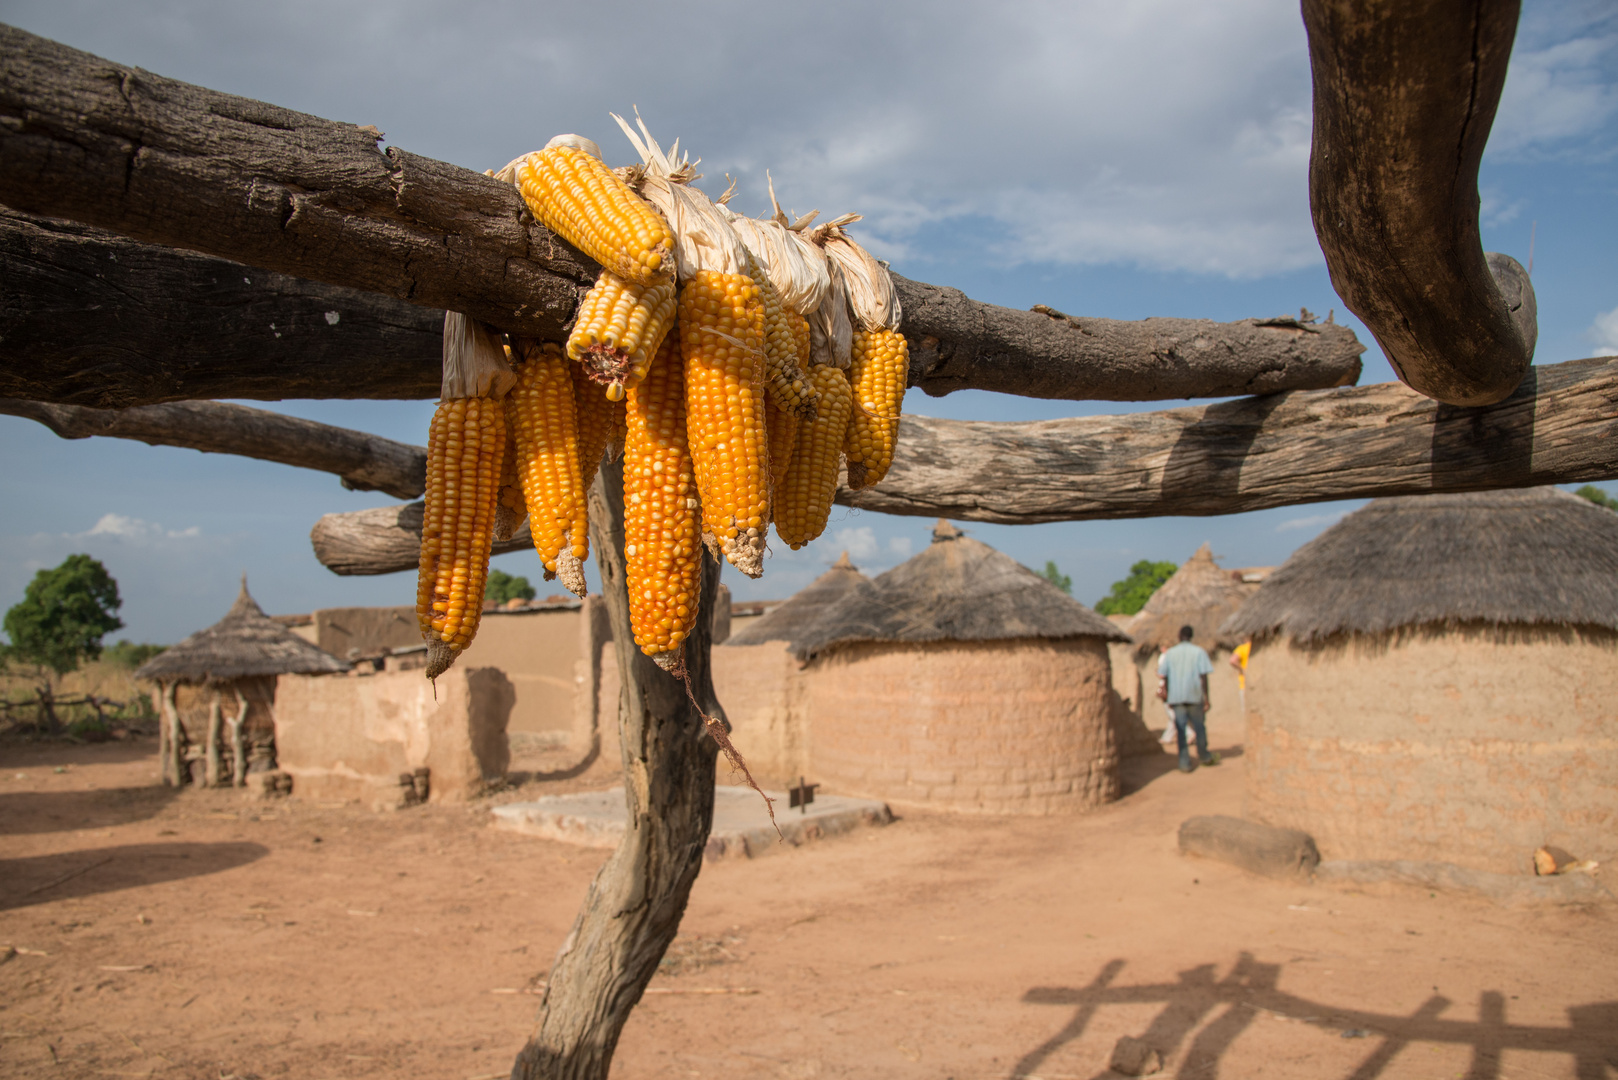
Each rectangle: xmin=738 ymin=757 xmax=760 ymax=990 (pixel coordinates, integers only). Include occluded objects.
xmin=1094 ymin=559 xmax=1177 ymax=616
xmin=1037 ymin=560 xmax=1073 ymax=595
xmin=1575 ymin=485 xmax=1618 ymax=512
xmin=2 ymin=555 xmax=124 ymax=734
xmin=102 ymin=639 xmax=167 ymax=668
xmin=485 ymin=568 xmax=537 ymax=604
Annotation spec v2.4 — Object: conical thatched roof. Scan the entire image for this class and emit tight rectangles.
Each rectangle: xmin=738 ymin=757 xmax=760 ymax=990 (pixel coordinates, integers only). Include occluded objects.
xmin=1223 ymin=487 xmax=1618 ymax=644
xmin=136 ymin=577 xmax=349 ymax=683
xmin=1129 ymin=543 xmax=1253 ymax=655
xmin=791 ymin=520 xmax=1129 ymax=660
xmin=725 ymin=551 xmax=874 ymax=650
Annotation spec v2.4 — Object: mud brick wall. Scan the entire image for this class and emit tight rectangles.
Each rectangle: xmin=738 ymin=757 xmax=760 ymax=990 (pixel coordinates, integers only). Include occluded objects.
xmin=1243 ymin=626 xmax=1618 ymax=874
xmin=806 ymin=637 xmax=1120 ymax=815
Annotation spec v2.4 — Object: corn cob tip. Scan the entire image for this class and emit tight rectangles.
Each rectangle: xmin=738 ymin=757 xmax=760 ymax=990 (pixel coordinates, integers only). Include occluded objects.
xmin=846 ymin=460 xmax=871 ymax=491
xmin=492 ymin=504 xmax=526 ymax=543
xmin=556 ymin=550 xmax=588 ymax=599
xmin=425 ymin=638 xmax=458 ymax=680
xmin=724 ymin=532 xmax=766 ymax=579
xmin=650 ymin=648 xmax=683 ymax=672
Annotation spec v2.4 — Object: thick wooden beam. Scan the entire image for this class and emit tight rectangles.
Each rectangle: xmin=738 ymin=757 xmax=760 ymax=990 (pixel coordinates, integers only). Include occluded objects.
xmin=0 ymin=28 xmax=1365 ymax=406
xmin=303 ymin=356 xmax=1618 ymax=574
xmin=0 ymin=397 xmax=428 ymax=499
xmin=1304 ymin=0 xmax=1535 ymax=406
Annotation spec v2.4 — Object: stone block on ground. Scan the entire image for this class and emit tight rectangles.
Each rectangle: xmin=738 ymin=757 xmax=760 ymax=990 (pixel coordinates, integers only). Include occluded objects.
xmin=1109 ymin=1034 xmax=1163 ymax=1076
xmin=491 ymin=786 xmax=892 ymax=859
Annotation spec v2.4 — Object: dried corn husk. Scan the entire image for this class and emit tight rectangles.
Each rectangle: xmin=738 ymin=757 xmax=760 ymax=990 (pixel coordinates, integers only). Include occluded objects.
xmin=807 ymin=257 xmax=854 ymax=370
xmin=815 ymin=223 xmax=901 ymax=332
xmin=441 ymin=312 xmax=515 ymax=400
xmin=611 ymin=112 xmax=750 ymax=279
xmin=721 ymin=202 xmax=830 ymax=315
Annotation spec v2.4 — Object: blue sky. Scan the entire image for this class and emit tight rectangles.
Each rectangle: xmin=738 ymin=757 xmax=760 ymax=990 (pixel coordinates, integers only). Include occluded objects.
xmin=1 ymin=0 xmax=1615 ymax=643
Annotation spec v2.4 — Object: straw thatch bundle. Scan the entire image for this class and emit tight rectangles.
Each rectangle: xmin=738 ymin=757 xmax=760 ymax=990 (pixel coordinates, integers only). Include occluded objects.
xmin=724 ymin=552 xmax=873 ymax=652
xmin=137 ymin=578 xmax=348 ymax=684
xmin=1224 ymin=487 xmax=1618 ymax=644
xmin=1127 ymin=543 xmax=1253 ymax=656
xmin=792 ymin=520 xmax=1128 ymax=660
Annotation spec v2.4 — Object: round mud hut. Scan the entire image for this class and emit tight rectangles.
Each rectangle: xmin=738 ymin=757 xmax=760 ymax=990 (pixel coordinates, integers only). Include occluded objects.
xmin=137 ymin=577 xmax=347 ymax=789
xmin=795 ymin=521 xmax=1131 ymax=814
xmin=713 ymin=553 xmax=875 ymax=787
xmin=1223 ymin=488 xmax=1618 ymax=875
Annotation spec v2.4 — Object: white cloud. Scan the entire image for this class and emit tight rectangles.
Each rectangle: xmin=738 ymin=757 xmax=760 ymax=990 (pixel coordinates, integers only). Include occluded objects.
xmin=1491 ymin=16 xmax=1618 ymax=158
xmin=1275 ymin=511 xmax=1346 ymax=533
xmin=82 ymin=513 xmax=201 ymax=541
xmin=1590 ymin=305 xmax=1618 ymax=357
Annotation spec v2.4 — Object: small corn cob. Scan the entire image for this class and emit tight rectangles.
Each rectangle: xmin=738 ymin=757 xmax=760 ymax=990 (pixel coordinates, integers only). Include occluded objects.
xmin=844 ymin=328 xmax=909 ymax=490
xmin=625 ymin=335 xmax=703 ymax=670
xmin=514 ymin=146 xmax=673 ymax=287
xmin=776 ymin=365 xmax=854 ymax=549
xmin=764 ymin=397 xmax=798 ymax=515
xmin=567 ymin=270 xmax=678 ymax=398
xmin=680 ymin=269 xmax=770 ymax=578
xmin=508 ymin=341 xmax=589 ymax=597
xmin=748 ymin=256 xmax=819 ymax=422
xmin=570 ymin=358 xmax=624 ymax=494
xmin=492 ymin=424 xmax=526 ymax=542
xmin=417 ymin=396 xmax=505 ymax=678
xmin=789 ymin=310 xmax=812 ymax=369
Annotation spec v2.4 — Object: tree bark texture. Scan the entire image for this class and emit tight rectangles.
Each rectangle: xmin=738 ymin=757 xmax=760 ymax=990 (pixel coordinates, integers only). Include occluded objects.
xmin=0 ymin=27 xmax=1365 ymax=407
xmin=512 ymin=459 xmax=721 ymax=1080
xmin=1304 ymin=0 xmax=1535 ymax=406
xmin=306 ymin=356 xmax=1618 ymax=574
xmin=0 ymin=396 xmax=429 ymax=499
xmin=0 ymin=209 xmax=443 ymax=406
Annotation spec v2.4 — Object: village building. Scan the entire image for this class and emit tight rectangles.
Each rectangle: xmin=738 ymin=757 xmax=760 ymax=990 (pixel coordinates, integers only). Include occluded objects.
xmin=1223 ymin=487 xmax=1618 ymax=875
xmin=136 ymin=578 xmax=347 ymax=788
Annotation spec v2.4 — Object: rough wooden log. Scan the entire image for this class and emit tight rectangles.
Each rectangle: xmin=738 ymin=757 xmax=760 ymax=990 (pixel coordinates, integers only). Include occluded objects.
xmin=1304 ymin=0 xmax=1535 ymax=406
xmin=307 ymin=356 xmax=1618 ymax=574
xmin=512 ymin=459 xmax=721 ymax=1080
xmin=0 ymin=28 xmax=1365 ymax=406
xmin=1178 ymin=814 xmax=1321 ymax=879
xmin=0 ymin=209 xmax=442 ymax=406
xmin=0 ymin=397 xmax=429 ymax=499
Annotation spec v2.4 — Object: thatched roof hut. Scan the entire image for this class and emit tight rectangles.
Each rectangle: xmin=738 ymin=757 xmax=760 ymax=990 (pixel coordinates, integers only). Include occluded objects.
xmin=1224 ymin=488 xmax=1618 ymax=875
xmin=803 ymin=521 xmax=1130 ymax=815
xmin=725 ymin=552 xmax=874 ymax=651
xmin=1128 ymin=543 xmax=1253 ymax=656
xmin=138 ymin=578 xmax=346 ymax=788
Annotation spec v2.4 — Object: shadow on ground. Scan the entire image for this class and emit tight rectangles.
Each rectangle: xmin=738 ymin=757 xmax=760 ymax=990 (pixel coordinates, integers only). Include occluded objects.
xmin=1012 ymin=954 xmax=1618 ymax=1080
xmin=1119 ymin=745 xmax=1245 ymax=797
xmin=0 ymin=842 xmax=269 ymax=911
xmin=0 ymin=786 xmax=181 ymax=835
xmin=0 ymin=736 xmax=157 ymax=769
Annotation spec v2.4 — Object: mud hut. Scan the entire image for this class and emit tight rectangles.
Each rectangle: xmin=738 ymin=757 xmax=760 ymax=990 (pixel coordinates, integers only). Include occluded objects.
xmin=1223 ymin=487 xmax=1618 ymax=874
xmin=797 ymin=521 xmax=1131 ymax=814
xmin=138 ymin=578 xmax=347 ymax=788
xmin=714 ymin=553 xmax=874 ymax=786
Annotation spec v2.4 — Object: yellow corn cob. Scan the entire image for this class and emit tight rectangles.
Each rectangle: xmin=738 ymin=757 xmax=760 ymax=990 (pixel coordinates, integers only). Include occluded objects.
xmin=514 ymin=147 xmax=673 ymax=287
xmin=764 ymin=397 xmax=797 ymax=514
xmin=747 ymin=256 xmax=819 ymax=422
xmin=607 ymin=395 xmax=627 ymax=463
xmin=625 ymin=335 xmax=702 ymax=670
xmin=417 ymin=396 xmax=505 ymax=678
xmin=570 ymin=358 xmax=624 ymax=494
xmin=844 ymin=328 xmax=909 ymax=490
xmin=776 ymin=365 xmax=854 ymax=549
xmin=509 ymin=341 xmax=589 ymax=597
xmin=492 ymin=425 xmax=526 ymax=542
xmin=789 ymin=310 xmax=812 ymax=369
xmin=567 ymin=270 xmax=678 ymax=398
xmin=680 ymin=269 xmax=770 ymax=578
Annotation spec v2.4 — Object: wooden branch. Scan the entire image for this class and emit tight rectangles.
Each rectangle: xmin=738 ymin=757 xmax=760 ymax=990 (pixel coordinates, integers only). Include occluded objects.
xmin=0 ymin=397 xmax=428 ymax=500
xmin=0 ymin=209 xmax=442 ymax=406
xmin=0 ymin=27 xmax=1366 ymax=406
xmin=513 ymin=459 xmax=720 ymax=1080
xmin=894 ymin=276 xmax=1363 ymax=401
xmin=1304 ymin=0 xmax=1535 ymax=406
xmin=306 ymin=356 xmax=1618 ymax=574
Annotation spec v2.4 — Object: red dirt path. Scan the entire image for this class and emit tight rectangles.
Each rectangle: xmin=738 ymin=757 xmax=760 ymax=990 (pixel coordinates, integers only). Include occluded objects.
xmin=2 ymin=716 xmax=1614 ymax=1079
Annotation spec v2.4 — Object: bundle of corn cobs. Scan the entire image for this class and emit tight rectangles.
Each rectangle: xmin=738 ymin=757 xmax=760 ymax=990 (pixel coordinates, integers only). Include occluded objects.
xmin=415 ymin=117 xmax=908 ymax=679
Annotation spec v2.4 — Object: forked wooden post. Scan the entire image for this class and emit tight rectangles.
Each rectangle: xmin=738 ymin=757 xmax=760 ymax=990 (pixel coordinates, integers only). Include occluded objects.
xmin=512 ymin=458 xmax=723 ymax=1080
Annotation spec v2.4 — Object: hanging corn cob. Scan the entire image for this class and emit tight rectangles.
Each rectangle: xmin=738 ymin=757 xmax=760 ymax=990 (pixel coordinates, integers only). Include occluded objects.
xmin=492 ymin=425 xmax=526 ymax=543
xmin=775 ymin=363 xmax=854 ymax=548
xmin=763 ymin=396 xmax=798 ymax=512
xmin=566 ymin=270 xmax=678 ymax=399
xmin=747 ymin=252 xmax=820 ymax=421
xmin=624 ymin=335 xmax=702 ymax=670
xmin=417 ymin=313 xmax=515 ymax=679
xmin=500 ymin=136 xmax=674 ymax=288
xmin=508 ymin=340 xmax=589 ymax=598
xmin=570 ymin=358 xmax=624 ymax=494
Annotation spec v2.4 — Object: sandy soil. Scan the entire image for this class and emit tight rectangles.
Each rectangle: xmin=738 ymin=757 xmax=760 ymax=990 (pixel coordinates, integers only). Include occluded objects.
xmin=2 ymin=713 xmax=1615 ymax=1080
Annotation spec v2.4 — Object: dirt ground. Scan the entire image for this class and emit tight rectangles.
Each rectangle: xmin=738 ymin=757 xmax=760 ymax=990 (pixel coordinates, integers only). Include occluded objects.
xmin=2 ymin=710 xmax=1615 ymax=1080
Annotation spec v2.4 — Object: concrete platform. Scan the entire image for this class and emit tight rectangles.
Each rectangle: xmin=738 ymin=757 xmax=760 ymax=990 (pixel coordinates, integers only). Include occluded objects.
xmin=491 ymin=786 xmax=893 ymax=860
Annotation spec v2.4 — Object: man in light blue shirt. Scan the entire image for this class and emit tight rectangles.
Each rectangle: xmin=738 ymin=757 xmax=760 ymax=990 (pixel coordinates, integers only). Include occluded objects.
xmin=1157 ymin=625 xmax=1221 ymax=772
